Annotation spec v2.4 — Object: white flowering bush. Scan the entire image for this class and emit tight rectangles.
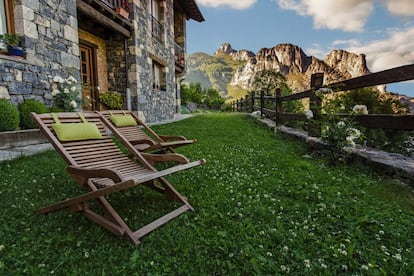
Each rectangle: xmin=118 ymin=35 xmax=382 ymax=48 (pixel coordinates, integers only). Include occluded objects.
xmin=308 ymin=87 xmax=367 ymax=161
xmin=51 ymin=76 xmax=82 ymax=111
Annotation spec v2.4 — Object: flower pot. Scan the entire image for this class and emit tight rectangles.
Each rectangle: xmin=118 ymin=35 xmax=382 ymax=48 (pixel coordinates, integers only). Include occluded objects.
xmin=7 ymin=45 xmax=24 ymax=57
xmin=116 ymin=7 xmax=129 ymax=19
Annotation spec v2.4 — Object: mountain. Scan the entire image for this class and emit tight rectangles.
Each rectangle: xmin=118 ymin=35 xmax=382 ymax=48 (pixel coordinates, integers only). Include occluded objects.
xmin=185 ymin=42 xmax=371 ymax=100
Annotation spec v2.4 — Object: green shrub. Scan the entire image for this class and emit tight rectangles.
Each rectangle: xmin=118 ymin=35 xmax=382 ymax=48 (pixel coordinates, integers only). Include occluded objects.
xmin=18 ymin=99 xmax=48 ymax=129
xmin=48 ymin=105 xmax=65 ymax=113
xmin=99 ymin=92 xmax=123 ymax=109
xmin=0 ymin=98 xmax=19 ymax=131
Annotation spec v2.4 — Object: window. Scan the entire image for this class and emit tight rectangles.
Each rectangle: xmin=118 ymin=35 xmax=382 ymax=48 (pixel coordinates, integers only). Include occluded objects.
xmin=0 ymin=0 xmax=15 ymax=50
xmin=150 ymin=0 xmax=164 ymax=42
xmin=0 ymin=0 xmax=14 ymax=34
xmin=152 ymin=61 xmax=165 ymax=91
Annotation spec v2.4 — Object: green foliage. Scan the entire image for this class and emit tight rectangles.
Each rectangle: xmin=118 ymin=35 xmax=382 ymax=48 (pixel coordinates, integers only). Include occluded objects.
xmin=323 ymin=87 xmax=411 ymax=155
xmin=327 ymin=88 xmax=409 ymax=114
xmin=181 ymin=82 xmax=203 ymax=104
xmin=99 ymin=92 xmax=123 ymax=110
xmin=252 ymin=70 xmax=287 ymax=94
xmin=0 ymin=98 xmax=19 ymax=131
xmin=48 ymin=105 xmax=65 ymax=113
xmin=181 ymin=81 xmax=225 ymax=109
xmin=18 ymin=99 xmax=48 ymax=129
xmin=0 ymin=33 xmax=21 ymax=47
xmin=204 ymin=87 xmax=225 ymax=109
xmin=1 ymin=114 xmax=413 ymax=274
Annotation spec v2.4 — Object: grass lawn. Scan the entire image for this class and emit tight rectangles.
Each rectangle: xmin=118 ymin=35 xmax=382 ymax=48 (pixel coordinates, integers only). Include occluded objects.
xmin=0 ymin=113 xmax=413 ymax=274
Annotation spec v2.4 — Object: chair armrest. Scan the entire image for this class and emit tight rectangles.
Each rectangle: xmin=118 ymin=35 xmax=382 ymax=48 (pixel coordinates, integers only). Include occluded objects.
xmin=130 ymin=139 xmax=157 ymax=146
xmin=141 ymin=152 xmax=190 ymax=166
xmin=67 ymin=165 xmax=125 ymax=184
xmin=159 ymin=134 xmax=187 ymax=141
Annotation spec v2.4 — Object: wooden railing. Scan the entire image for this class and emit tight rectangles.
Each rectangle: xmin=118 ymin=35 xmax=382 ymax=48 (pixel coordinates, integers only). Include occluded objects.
xmin=152 ymin=16 xmax=164 ymax=43
xmin=101 ymin=0 xmax=129 ymax=10
xmin=174 ymin=43 xmax=185 ymax=68
xmin=231 ymin=64 xmax=414 ymax=136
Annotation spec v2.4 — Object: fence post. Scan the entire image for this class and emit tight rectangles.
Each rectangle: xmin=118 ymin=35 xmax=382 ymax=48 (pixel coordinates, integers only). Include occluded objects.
xmin=275 ymin=88 xmax=282 ymax=126
xmin=260 ymin=90 xmax=264 ymax=116
xmin=236 ymin=99 xmax=239 ymax=112
xmin=251 ymin=92 xmax=255 ymax=112
xmin=309 ymin=73 xmax=324 ymax=137
xmin=245 ymin=94 xmax=249 ymax=112
xmin=240 ymin=98 xmax=243 ymax=112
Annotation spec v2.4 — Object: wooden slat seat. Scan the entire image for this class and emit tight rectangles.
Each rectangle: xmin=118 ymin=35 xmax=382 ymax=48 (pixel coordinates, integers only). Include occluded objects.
xmin=99 ymin=110 xmax=197 ymax=153
xmin=31 ymin=111 xmax=205 ymax=245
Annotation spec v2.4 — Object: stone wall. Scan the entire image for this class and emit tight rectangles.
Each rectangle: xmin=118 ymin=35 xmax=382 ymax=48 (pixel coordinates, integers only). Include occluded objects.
xmin=107 ymin=39 xmax=127 ymax=105
xmin=128 ymin=0 xmax=179 ymax=122
xmin=0 ymin=0 xmax=80 ymax=106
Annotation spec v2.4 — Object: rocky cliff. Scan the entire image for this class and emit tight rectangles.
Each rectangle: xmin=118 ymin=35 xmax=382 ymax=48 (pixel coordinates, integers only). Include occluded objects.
xmin=185 ymin=42 xmax=371 ymax=98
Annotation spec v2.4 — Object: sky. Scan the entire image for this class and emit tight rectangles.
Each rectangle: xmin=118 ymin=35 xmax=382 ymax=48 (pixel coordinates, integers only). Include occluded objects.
xmin=186 ymin=0 xmax=414 ymax=97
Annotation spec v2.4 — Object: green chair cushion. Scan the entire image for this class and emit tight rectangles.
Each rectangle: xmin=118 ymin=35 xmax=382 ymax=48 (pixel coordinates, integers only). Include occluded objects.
xmin=52 ymin=122 xmax=103 ymax=141
xmin=109 ymin=114 xmax=137 ymax=127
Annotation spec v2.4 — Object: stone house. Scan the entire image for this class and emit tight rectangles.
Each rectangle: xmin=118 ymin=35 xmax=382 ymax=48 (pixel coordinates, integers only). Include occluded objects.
xmin=0 ymin=0 xmax=204 ymax=122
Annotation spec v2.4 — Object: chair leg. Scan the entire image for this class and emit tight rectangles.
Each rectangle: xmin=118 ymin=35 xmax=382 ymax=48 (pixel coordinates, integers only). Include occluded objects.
xmin=159 ymin=177 xmax=194 ymax=211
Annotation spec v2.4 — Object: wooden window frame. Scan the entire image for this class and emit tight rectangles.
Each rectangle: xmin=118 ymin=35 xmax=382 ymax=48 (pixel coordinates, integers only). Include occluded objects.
xmin=152 ymin=60 xmax=165 ymax=91
xmin=3 ymin=0 xmax=15 ymax=34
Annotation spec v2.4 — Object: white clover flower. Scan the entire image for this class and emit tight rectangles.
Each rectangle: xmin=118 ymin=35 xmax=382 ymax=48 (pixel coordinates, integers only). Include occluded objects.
xmin=63 ymin=88 xmax=70 ymax=94
xmin=69 ymin=100 xmax=77 ymax=109
xmin=361 ymin=264 xmax=369 ymax=270
xmin=70 ymin=86 xmax=77 ymax=92
xmin=304 ymin=110 xmax=314 ymax=119
xmin=304 ymin=259 xmax=311 ymax=268
xmin=393 ymin=253 xmax=402 ymax=261
xmin=337 ymin=121 xmax=346 ymax=128
xmin=352 ymin=104 xmax=368 ymax=115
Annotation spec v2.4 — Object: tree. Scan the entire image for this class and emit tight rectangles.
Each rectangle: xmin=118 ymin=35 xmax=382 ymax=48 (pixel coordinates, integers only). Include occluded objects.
xmin=251 ymin=70 xmax=287 ymax=95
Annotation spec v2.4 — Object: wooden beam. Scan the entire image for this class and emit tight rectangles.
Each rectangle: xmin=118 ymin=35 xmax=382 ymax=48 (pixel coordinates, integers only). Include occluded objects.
xmin=330 ymin=64 xmax=414 ymax=91
xmin=77 ymin=0 xmax=131 ymax=38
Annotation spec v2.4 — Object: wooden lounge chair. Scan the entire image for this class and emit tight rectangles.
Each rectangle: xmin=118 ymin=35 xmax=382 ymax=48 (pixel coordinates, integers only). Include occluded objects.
xmin=98 ymin=110 xmax=196 ymax=153
xmin=31 ymin=112 xmax=205 ymax=245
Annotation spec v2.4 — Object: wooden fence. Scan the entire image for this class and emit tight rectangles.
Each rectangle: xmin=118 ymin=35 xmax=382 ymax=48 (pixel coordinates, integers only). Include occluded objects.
xmin=231 ymin=64 xmax=414 ymax=137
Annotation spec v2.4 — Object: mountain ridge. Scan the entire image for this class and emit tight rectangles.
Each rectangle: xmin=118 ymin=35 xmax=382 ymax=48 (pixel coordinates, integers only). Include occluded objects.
xmin=186 ymin=42 xmax=371 ymax=96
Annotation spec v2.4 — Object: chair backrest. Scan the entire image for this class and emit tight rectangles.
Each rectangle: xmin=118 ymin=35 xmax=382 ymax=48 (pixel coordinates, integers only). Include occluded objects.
xmin=31 ymin=112 xmax=154 ymax=185
xmin=99 ymin=110 xmax=164 ymax=145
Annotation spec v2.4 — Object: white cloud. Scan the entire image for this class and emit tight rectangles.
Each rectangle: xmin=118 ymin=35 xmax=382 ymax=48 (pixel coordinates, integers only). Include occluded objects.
xmin=383 ymin=0 xmax=414 ymax=16
xmin=197 ymin=0 xmax=257 ymax=9
xmin=305 ymin=43 xmax=325 ymax=57
xmin=343 ymin=27 xmax=414 ymax=72
xmin=332 ymin=39 xmax=361 ymax=48
xmin=276 ymin=0 xmax=373 ymax=32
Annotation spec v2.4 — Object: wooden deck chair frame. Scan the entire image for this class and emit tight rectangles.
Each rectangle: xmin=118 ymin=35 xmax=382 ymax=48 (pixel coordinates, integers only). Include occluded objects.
xmin=31 ymin=112 xmax=205 ymax=245
xmin=98 ymin=110 xmax=196 ymax=153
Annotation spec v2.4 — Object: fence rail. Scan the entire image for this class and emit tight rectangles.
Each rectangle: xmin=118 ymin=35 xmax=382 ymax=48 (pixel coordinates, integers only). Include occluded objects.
xmin=231 ymin=64 xmax=414 ymax=136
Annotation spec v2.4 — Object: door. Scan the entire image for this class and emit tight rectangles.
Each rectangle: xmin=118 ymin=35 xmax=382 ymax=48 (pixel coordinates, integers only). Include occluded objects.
xmin=79 ymin=44 xmax=97 ymax=111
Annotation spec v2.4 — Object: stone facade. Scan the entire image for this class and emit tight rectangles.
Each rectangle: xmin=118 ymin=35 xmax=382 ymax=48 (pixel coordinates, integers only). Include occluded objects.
xmin=0 ymin=0 xmax=80 ymax=106
xmin=0 ymin=0 xmax=202 ymax=123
